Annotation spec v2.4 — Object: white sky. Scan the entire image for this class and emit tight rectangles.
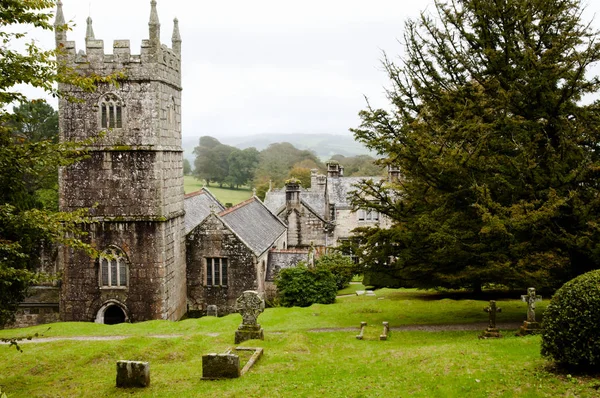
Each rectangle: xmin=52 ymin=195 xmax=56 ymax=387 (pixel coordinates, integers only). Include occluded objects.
xmin=19 ymin=0 xmax=600 ymax=140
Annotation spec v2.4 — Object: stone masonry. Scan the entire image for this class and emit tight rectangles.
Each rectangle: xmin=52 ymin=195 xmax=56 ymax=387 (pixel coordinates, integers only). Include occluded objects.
xmin=56 ymin=1 xmax=187 ymax=322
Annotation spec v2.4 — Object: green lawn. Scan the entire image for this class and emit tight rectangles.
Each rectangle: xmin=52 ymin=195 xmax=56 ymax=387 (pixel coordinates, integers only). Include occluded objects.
xmin=184 ymin=176 xmax=252 ymax=205
xmin=1 ymin=289 xmax=598 ymax=397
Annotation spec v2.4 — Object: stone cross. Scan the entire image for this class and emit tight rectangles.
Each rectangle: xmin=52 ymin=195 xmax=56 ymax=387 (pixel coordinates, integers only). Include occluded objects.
xmin=484 ymin=300 xmax=501 ymax=329
xmin=235 ymin=291 xmax=264 ymax=326
xmin=521 ymin=287 xmax=542 ymax=322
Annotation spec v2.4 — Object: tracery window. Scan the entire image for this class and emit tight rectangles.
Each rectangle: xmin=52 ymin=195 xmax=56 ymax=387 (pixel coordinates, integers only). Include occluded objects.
xmin=99 ymin=246 xmax=128 ymax=288
xmin=99 ymin=93 xmax=124 ymax=129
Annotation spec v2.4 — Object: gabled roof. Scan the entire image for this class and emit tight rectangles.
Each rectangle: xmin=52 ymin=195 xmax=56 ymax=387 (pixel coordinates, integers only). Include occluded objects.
xmin=264 ymin=188 xmax=328 ymax=218
xmin=219 ymin=197 xmax=287 ymax=256
xmin=184 ymin=188 xmax=224 ymax=234
xmin=327 ymin=176 xmax=384 ymax=209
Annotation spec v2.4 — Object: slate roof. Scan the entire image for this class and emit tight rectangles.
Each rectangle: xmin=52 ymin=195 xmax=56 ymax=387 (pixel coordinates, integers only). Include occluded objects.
xmin=266 ymin=249 xmax=309 ymax=281
xmin=219 ymin=197 xmax=287 ymax=256
xmin=263 ymin=188 xmax=328 ymax=218
xmin=327 ymin=176 xmax=383 ymax=209
xmin=184 ymin=188 xmax=224 ymax=234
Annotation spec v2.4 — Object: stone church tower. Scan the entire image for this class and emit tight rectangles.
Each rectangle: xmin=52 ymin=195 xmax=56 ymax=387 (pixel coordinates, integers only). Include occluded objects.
xmin=55 ymin=1 xmax=187 ymax=323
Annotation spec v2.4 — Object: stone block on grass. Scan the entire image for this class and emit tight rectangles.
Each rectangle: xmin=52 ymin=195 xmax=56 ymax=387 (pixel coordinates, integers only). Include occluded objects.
xmin=202 ymin=353 xmax=240 ymax=379
xmin=116 ymin=360 xmax=150 ymax=388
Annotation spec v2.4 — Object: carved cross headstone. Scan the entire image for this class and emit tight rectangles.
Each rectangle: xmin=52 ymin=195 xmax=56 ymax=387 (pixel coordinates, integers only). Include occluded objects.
xmin=235 ymin=291 xmax=264 ymax=326
xmin=484 ymin=300 xmax=502 ymax=329
xmin=521 ymin=287 xmax=542 ymax=322
xmin=234 ymin=291 xmax=265 ymax=344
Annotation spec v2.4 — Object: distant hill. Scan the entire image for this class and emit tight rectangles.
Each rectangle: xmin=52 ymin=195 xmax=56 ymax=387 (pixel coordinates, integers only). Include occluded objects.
xmin=183 ymin=133 xmax=374 ymax=164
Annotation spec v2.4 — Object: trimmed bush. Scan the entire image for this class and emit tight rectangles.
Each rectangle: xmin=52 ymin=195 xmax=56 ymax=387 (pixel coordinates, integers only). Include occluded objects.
xmin=541 ymin=269 xmax=600 ymax=369
xmin=275 ymin=263 xmax=337 ymax=307
xmin=315 ymin=253 xmax=355 ymax=290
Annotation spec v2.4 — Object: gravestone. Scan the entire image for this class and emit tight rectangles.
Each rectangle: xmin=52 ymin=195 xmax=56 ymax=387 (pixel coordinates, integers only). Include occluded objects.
xmin=202 ymin=353 xmax=240 ymax=379
xmin=380 ymin=322 xmax=390 ymax=341
xmin=516 ymin=287 xmax=543 ymax=336
xmin=116 ymin=361 xmax=150 ymax=388
xmin=206 ymin=305 xmax=218 ymax=317
xmin=356 ymin=321 xmax=367 ymax=340
xmin=479 ymin=300 xmax=502 ymax=339
xmin=234 ymin=291 xmax=265 ymax=344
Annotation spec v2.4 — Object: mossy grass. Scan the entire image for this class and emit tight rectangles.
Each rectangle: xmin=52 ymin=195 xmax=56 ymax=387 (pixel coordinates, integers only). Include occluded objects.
xmin=2 ymin=289 xmax=598 ymax=397
xmin=184 ymin=176 xmax=252 ymax=205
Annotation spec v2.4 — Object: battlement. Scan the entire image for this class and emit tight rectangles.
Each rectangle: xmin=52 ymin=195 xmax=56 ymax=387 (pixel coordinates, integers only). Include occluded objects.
xmin=55 ymin=1 xmax=182 ymax=86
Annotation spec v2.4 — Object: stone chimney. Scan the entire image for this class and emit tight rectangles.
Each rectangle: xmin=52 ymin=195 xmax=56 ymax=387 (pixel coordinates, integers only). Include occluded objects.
xmin=388 ymin=165 xmax=401 ymax=183
xmin=326 ymin=161 xmax=341 ymax=178
xmin=310 ymin=169 xmax=318 ymax=188
xmin=285 ymin=179 xmax=301 ymax=210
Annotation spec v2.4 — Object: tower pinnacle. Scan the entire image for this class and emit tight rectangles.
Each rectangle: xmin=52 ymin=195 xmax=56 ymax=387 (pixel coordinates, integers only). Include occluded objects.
xmin=172 ymin=18 xmax=181 ymax=54
xmin=86 ymin=17 xmax=95 ymax=40
xmin=149 ymin=0 xmax=160 ymax=47
xmin=54 ymin=0 xmax=66 ymax=47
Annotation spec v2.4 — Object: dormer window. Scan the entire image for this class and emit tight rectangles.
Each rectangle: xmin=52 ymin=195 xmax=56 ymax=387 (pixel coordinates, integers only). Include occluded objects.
xmin=99 ymin=93 xmax=124 ymax=129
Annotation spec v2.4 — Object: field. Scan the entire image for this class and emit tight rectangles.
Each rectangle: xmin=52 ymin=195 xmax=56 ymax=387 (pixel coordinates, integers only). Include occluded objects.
xmin=184 ymin=176 xmax=252 ymax=205
xmin=1 ymin=289 xmax=599 ymax=397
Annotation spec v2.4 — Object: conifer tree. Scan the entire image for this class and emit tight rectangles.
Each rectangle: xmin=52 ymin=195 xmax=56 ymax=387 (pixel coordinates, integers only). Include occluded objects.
xmin=351 ymin=0 xmax=600 ymax=290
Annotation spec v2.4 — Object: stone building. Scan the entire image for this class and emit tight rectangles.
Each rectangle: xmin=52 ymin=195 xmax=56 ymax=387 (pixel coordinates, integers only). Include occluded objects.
xmin=264 ymin=162 xmax=394 ymax=249
xmin=186 ymin=197 xmax=287 ymax=315
xmin=56 ymin=0 xmax=187 ymax=324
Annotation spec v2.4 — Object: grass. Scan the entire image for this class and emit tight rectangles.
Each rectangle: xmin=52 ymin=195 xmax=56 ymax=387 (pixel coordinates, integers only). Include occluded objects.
xmin=184 ymin=176 xmax=252 ymax=205
xmin=1 ymin=289 xmax=599 ymax=397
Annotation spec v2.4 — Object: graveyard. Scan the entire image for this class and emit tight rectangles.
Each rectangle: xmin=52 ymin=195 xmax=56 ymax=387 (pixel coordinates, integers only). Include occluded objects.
xmin=2 ymin=287 xmax=600 ymax=397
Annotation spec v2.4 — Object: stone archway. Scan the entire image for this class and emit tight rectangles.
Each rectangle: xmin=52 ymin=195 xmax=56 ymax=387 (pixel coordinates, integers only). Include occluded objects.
xmin=95 ymin=300 xmax=129 ymax=325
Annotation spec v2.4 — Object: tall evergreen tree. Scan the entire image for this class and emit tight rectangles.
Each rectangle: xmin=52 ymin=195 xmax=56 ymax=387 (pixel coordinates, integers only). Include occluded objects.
xmin=351 ymin=0 xmax=600 ymax=290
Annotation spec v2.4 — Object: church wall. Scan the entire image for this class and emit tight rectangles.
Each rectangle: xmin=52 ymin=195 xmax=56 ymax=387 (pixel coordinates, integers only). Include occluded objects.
xmin=186 ymin=216 xmax=258 ymax=316
xmin=281 ymin=207 xmax=328 ymax=248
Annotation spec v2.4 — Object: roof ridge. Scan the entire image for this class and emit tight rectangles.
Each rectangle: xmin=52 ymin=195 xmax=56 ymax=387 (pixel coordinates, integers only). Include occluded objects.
xmin=184 ymin=188 xmax=206 ymax=199
xmin=218 ymin=196 xmax=256 ymax=216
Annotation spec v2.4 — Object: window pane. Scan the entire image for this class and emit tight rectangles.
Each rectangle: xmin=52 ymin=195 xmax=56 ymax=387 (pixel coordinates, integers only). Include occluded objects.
xmin=109 ymin=106 xmax=115 ymax=128
xmin=101 ymin=106 xmax=107 ymax=128
xmin=207 ymin=259 xmax=213 ymax=286
xmin=119 ymin=259 xmax=127 ymax=286
xmin=110 ymin=258 xmax=117 ymax=286
xmin=214 ymin=259 xmax=220 ymax=285
xmin=221 ymin=258 xmax=228 ymax=286
xmin=101 ymin=258 xmax=109 ymax=286
xmin=116 ymin=106 xmax=122 ymax=128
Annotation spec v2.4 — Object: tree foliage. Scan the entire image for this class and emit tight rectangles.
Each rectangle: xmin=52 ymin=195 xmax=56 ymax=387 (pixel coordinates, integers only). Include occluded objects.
xmin=351 ymin=0 xmax=600 ymax=290
xmin=0 ymin=0 xmax=113 ymax=327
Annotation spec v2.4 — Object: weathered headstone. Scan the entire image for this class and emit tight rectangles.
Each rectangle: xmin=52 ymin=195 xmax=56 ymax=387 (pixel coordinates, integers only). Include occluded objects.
xmin=202 ymin=353 xmax=240 ymax=379
xmin=356 ymin=321 xmax=367 ymax=340
xmin=479 ymin=300 xmax=502 ymax=338
xmin=516 ymin=287 xmax=543 ymax=336
xmin=116 ymin=361 xmax=150 ymax=388
xmin=365 ymin=290 xmax=376 ymax=297
xmin=380 ymin=321 xmax=390 ymax=341
xmin=206 ymin=305 xmax=218 ymax=317
xmin=234 ymin=290 xmax=265 ymax=344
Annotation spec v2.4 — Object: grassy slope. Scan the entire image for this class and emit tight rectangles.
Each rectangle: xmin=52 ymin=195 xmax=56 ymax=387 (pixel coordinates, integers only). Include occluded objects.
xmin=184 ymin=176 xmax=252 ymax=205
xmin=1 ymin=290 xmax=598 ymax=397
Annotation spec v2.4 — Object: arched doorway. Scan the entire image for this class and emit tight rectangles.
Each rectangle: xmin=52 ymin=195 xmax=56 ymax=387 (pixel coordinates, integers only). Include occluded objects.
xmin=103 ymin=305 xmax=126 ymax=325
xmin=95 ymin=300 xmax=129 ymax=324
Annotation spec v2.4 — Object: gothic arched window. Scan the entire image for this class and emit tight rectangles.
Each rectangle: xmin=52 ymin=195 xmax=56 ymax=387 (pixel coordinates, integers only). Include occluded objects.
xmin=99 ymin=246 xmax=129 ymax=288
xmin=99 ymin=93 xmax=124 ymax=129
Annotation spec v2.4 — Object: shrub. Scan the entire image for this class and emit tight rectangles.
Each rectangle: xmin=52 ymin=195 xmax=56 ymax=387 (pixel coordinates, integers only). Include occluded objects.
xmin=275 ymin=263 xmax=337 ymax=307
xmin=316 ymin=253 xmax=355 ymax=290
xmin=541 ymin=269 xmax=600 ymax=370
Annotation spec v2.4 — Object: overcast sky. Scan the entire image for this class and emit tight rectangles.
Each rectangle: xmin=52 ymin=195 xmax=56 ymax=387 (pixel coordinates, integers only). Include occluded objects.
xmin=24 ymin=0 xmax=600 ymax=140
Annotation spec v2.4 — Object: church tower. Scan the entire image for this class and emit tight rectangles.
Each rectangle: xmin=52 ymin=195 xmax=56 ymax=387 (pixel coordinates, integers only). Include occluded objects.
xmin=56 ymin=1 xmax=187 ymax=323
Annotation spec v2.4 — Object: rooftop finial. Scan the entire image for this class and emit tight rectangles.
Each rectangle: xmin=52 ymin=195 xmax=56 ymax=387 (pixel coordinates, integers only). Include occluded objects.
xmin=172 ymin=18 xmax=181 ymax=54
xmin=86 ymin=16 xmax=95 ymax=40
xmin=55 ymin=1 xmax=65 ymax=26
xmin=149 ymin=0 xmax=160 ymax=46
xmin=54 ymin=1 xmax=66 ymax=48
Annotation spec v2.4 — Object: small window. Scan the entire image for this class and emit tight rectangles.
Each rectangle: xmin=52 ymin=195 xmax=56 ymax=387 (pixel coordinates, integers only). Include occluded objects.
xmin=206 ymin=257 xmax=228 ymax=286
xmin=99 ymin=247 xmax=128 ymax=287
xmin=358 ymin=209 xmax=379 ymax=221
xmin=99 ymin=93 xmax=124 ymax=129
xmin=166 ymin=97 xmax=176 ymax=127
